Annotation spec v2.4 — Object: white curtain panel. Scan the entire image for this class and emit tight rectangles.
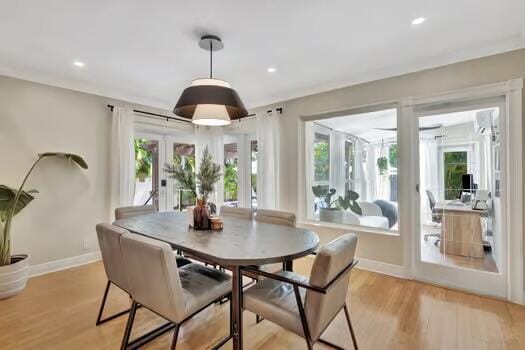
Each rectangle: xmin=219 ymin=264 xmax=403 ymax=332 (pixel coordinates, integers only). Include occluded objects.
xmin=331 ymin=131 xmax=346 ymax=197
xmin=195 ymin=125 xmax=224 ymax=207
xmin=420 ymin=139 xmax=439 ymax=224
xmin=256 ymin=110 xmax=281 ymax=209
xmin=236 ymin=134 xmax=252 ymax=208
xmin=354 ymin=140 xmax=366 ymax=198
xmin=110 ymin=106 xmax=135 ymax=212
xmin=365 ymin=144 xmax=377 ymax=201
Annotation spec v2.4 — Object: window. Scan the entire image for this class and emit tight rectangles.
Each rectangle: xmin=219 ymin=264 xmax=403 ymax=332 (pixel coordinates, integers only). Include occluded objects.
xmin=172 ymin=143 xmax=196 ymax=211
xmin=443 ymin=150 xmax=468 ymax=200
xmin=251 ymin=140 xmax=258 ymax=209
xmin=224 ymin=143 xmax=239 ymax=207
xmin=306 ymin=109 xmax=398 ymax=232
xmin=314 ymin=132 xmax=330 ymax=182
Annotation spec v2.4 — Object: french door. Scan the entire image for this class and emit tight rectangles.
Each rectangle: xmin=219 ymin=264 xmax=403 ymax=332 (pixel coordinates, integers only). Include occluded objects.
xmin=411 ymin=98 xmax=509 ymax=298
xmin=134 ymin=132 xmax=195 ymax=212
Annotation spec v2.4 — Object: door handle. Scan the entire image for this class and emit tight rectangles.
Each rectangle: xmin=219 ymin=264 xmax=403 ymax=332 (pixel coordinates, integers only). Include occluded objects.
xmin=416 ymin=184 xmax=420 ymax=193
xmin=161 ymin=179 xmax=167 ymax=187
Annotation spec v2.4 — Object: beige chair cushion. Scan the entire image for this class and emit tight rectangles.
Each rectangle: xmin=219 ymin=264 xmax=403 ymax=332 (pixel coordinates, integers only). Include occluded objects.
xmin=115 ymin=205 xmax=156 ymax=220
xmin=255 ymin=209 xmax=296 ymax=227
xmin=220 ymin=206 xmax=253 ymax=220
xmin=95 ymin=223 xmax=131 ymax=292
xmin=243 ymin=271 xmax=308 ymax=337
xmin=178 ymin=263 xmax=231 ymax=316
xmin=243 ymin=234 xmax=358 ymax=342
xmin=305 ymin=234 xmax=357 ymax=340
xmin=120 ymin=233 xmax=231 ymax=323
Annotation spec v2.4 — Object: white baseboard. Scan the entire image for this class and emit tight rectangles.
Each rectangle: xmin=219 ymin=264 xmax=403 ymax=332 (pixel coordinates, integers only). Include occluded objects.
xmin=305 ymin=254 xmax=408 ymax=279
xmin=353 ymin=257 xmax=408 ymax=279
xmin=29 ymin=251 xmax=101 ymax=278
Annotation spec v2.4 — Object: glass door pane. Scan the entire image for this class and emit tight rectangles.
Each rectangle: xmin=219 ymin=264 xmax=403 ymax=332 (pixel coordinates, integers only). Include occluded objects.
xmin=134 ymin=138 xmax=159 ymax=207
xmin=171 ymin=143 xmax=196 ymax=211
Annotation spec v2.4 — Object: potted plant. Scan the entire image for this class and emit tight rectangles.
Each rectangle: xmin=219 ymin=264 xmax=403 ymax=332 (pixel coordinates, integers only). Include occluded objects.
xmin=337 ymin=190 xmax=362 ymax=215
xmin=377 ymin=156 xmax=388 ymax=175
xmin=312 ymin=186 xmax=342 ymax=223
xmin=0 ymin=152 xmax=88 ymax=299
xmin=165 ymin=147 xmax=221 ymax=228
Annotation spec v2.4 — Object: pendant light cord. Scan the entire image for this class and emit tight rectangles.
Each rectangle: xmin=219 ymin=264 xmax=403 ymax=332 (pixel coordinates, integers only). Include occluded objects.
xmin=209 ymin=41 xmax=213 ymax=79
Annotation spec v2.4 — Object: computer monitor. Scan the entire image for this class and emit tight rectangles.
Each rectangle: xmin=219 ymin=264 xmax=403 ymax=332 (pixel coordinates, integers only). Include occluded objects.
xmin=459 ymin=174 xmax=476 ymax=200
xmin=462 ymin=174 xmax=474 ymax=192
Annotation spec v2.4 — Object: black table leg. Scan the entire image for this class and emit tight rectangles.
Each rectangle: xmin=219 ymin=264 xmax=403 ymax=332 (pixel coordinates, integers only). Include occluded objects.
xmin=284 ymin=259 xmax=293 ymax=272
xmin=231 ymin=266 xmax=243 ymax=350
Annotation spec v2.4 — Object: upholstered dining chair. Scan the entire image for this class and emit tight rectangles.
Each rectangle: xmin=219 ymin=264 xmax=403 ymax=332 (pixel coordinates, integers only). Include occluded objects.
xmin=242 ymin=234 xmax=359 ymax=350
xmin=254 ymin=209 xmax=297 ymax=273
xmin=120 ymin=233 xmax=233 ymax=350
xmin=255 ymin=209 xmax=296 ymax=227
xmin=220 ymin=205 xmax=253 ymax=220
xmin=95 ymin=223 xmax=191 ymax=326
xmin=115 ymin=204 xmax=156 ymax=220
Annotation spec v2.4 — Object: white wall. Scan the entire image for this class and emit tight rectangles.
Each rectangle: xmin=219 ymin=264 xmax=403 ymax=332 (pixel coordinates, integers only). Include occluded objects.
xmin=0 ymin=75 xmax=172 ymax=267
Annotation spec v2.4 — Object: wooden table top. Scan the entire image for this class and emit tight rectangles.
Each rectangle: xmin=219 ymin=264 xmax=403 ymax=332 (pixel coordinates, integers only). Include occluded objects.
xmin=435 ymin=200 xmax=489 ymax=214
xmin=114 ymin=211 xmax=320 ymax=266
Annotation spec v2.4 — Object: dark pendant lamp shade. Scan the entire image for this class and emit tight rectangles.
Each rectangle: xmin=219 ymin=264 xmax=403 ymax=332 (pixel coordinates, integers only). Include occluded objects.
xmin=173 ymin=35 xmax=248 ymax=126
xmin=173 ymin=79 xmax=248 ymax=125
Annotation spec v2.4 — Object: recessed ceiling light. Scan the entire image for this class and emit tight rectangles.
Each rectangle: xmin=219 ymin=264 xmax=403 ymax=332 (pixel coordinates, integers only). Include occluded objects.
xmin=73 ymin=60 xmax=85 ymax=67
xmin=411 ymin=17 xmax=426 ymax=25
xmin=267 ymin=67 xmax=277 ymax=73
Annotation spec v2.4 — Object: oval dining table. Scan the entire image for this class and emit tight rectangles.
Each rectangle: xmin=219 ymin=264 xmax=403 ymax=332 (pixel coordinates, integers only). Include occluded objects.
xmin=114 ymin=211 xmax=319 ymax=350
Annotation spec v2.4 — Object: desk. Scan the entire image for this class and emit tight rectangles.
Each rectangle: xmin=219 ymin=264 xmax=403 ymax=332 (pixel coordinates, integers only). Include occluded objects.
xmin=435 ymin=201 xmax=488 ymax=259
xmin=114 ymin=211 xmax=319 ymax=350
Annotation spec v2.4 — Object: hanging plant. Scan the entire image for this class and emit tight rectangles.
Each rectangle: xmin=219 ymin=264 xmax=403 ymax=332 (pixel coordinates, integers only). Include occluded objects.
xmin=377 ymin=156 xmax=388 ymax=175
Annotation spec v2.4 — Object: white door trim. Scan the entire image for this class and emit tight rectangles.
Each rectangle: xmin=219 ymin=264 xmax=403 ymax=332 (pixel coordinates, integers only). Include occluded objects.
xmin=404 ymin=79 xmax=523 ymax=303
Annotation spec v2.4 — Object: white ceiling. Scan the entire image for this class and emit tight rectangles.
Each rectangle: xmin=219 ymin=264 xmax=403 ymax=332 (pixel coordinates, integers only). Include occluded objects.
xmin=317 ymin=108 xmax=494 ymax=142
xmin=0 ymin=1 xmax=524 ymax=110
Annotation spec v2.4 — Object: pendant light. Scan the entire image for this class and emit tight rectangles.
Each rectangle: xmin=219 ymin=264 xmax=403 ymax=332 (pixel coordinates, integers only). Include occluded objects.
xmin=173 ymin=35 xmax=248 ymax=126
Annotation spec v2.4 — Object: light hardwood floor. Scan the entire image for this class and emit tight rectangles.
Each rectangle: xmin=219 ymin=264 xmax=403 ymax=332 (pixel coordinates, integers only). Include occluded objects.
xmin=1 ymin=258 xmax=525 ymax=350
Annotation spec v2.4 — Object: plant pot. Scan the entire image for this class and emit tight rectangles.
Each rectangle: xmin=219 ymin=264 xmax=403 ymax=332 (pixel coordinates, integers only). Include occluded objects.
xmin=0 ymin=254 xmax=30 ymax=299
xmin=319 ymin=208 xmax=343 ymax=224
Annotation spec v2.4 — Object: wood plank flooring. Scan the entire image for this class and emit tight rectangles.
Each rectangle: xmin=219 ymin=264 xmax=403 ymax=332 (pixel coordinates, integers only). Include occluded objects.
xmin=1 ymin=258 xmax=525 ymax=349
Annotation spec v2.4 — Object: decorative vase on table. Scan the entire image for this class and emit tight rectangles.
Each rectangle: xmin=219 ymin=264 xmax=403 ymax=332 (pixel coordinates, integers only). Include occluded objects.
xmin=193 ymin=199 xmax=210 ymax=230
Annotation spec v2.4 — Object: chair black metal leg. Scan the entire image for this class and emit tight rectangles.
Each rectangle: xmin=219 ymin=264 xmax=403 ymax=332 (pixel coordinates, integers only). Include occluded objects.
xmin=96 ymin=280 xmax=111 ymax=325
xmin=344 ymin=304 xmax=358 ymax=350
xmin=120 ymin=301 xmax=138 ymax=350
xmin=96 ymin=280 xmax=131 ymax=326
xmin=293 ymin=285 xmax=313 ymax=350
xmin=170 ymin=325 xmax=180 ymax=350
xmin=318 ymin=338 xmax=345 ymax=350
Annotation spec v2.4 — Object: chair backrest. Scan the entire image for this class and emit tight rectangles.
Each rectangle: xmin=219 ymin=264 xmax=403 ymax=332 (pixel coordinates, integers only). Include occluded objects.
xmin=95 ymin=223 xmax=131 ymax=292
xmin=426 ymin=190 xmax=436 ymax=210
xmin=255 ymin=209 xmax=296 ymax=227
xmin=115 ymin=205 xmax=156 ymax=220
xmin=220 ymin=206 xmax=253 ymax=220
xmin=305 ymin=233 xmax=358 ymax=341
xmin=120 ymin=233 xmax=186 ymax=323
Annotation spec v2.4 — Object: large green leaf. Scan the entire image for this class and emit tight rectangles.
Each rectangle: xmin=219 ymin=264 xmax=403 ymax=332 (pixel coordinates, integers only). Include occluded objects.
xmin=0 ymin=185 xmax=38 ymax=222
xmin=38 ymin=152 xmax=88 ymax=169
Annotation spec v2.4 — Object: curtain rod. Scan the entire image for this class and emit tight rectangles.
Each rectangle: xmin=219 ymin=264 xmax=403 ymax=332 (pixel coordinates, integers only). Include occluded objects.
xmin=313 ymin=122 xmax=370 ymax=144
xmin=107 ymin=104 xmax=256 ymax=123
